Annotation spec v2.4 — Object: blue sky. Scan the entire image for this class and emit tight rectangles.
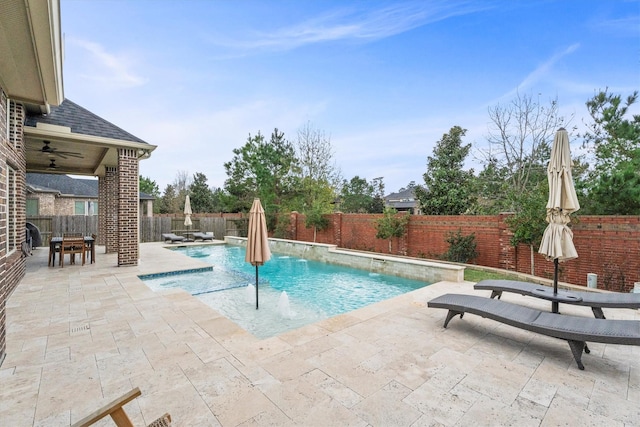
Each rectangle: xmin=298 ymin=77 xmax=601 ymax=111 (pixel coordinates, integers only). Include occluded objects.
xmin=60 ymin=0 xmax=640 ymax=194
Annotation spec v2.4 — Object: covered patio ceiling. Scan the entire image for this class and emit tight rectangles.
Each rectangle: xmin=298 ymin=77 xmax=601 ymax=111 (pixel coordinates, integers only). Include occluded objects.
xmin=24 ymin=123 xmax=155 ymax=177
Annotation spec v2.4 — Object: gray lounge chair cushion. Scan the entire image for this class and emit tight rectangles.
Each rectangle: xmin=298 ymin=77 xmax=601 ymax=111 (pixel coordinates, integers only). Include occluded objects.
xmin=162 ymin=233 xmax=185 ymax=243
xmin=428 ymin=293 xmax=640 ymax=369
xmin=193 ymin=232 xmax=214 ymax=241
xmin=474 ymin=279 xmax=640 ymax=318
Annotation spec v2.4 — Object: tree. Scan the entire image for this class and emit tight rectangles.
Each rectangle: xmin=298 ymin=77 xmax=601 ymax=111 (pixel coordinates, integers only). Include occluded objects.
xmin=296 ymin=121 xmax=342 ymax=189
xmin=470 ymin=157 xmax=510 ymax=214
xmin=139 ymin=176 xmax=159 ymax=197
xmin=158 ymin=184 xmax=179 ymax=214
xmin=339 ymin=176 xmax=385 ymax=213
xmin=295 ymin=122 xmax=341 ymax=239
xmin=585 ymin=153 xmax=640 ymax=215
xmin=503 ymin=181 xmax=548 ymax=274
xmin=375 ymin=207 xmax=410 ymax=253
xmin=582 ymin=89 xmax=640 ymax=171
xmin=414 ymin=126 xmax=476 ymax=215
xmin=223 ymin=128 xmax=300 ymax=228
xmin=478 ymin=93 xmax=563 ymax=211
xmin=189 ymin=172 xmax=215 ymax=213
xmin=579 ymin=89 xmax=640 ymax=214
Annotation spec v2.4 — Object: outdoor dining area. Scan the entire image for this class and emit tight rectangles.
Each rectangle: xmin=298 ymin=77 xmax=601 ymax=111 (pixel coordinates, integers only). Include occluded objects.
xmin=48 ymin=234 xmax=96 ymax=267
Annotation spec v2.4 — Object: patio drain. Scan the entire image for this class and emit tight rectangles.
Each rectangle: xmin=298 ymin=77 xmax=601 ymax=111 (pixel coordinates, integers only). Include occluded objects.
xmin=70 ymin=324 xmax=90 ymax=335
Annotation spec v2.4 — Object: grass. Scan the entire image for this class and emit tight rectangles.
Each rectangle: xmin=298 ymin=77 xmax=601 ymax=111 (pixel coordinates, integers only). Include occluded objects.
xmin=464 ymin=268 xmax=529 ymax=283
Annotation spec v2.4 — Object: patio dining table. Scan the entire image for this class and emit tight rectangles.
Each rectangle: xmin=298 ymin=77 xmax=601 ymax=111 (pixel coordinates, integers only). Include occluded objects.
xmin=49 ymin=236 xmax=95 ymax=267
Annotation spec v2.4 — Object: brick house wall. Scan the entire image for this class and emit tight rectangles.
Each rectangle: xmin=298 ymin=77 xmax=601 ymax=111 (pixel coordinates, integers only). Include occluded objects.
xmin=289 ymin=212 xmax=640 ymax=292
xmin=0 ymin=88 xmax=28 ymax=364
xmin=27 ymin=193 xmax=55 ymax=215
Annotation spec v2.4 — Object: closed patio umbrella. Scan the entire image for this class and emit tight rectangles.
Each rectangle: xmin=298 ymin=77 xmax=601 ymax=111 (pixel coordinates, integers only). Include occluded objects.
xmin=245 ymin=198 xmax=271 ymax=309
xmin=538 ymin=128 xmax=580 ymax=313
xmin=184 ymin=195 xmax=193 ymax=237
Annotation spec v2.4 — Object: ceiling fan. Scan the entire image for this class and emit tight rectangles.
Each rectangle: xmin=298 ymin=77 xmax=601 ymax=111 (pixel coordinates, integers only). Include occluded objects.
xmin=34 ymin=140 xmax=83 ymax=159
xmin=47 ymin=159 xmax=58 ymax=170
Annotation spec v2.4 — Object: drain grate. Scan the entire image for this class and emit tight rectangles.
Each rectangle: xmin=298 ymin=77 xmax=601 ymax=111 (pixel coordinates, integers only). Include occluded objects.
xmin=70 ymin=324 xmax=90 ymax=334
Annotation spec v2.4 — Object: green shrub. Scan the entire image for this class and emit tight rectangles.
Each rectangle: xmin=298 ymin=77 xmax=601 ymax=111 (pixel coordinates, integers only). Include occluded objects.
xmin=444 ymin=229 xmax=478 ymax=263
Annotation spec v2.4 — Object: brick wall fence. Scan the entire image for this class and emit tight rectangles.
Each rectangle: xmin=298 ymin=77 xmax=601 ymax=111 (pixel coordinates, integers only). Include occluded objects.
xmin=287 ymin=212 xmax=640 ymax=292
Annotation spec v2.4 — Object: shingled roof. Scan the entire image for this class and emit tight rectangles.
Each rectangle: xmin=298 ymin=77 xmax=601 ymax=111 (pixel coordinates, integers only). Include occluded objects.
xmin=26 ymin=173 xmax=98 ymax=197
xmin=26 ymin=173 xmax=155 ymax=200
xmin=25 ymin=99 xmax=147 ymax=144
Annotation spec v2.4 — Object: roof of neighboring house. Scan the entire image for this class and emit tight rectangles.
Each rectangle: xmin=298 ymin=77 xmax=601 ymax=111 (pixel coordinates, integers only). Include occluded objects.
xmin=26 ymin=173 xmax=155 ymax=200
xmin=27 ymin=173 xmax=97 ymax=197
xmin=384 ymin=187 xmax=417 ymax=203
xmin=25 ymin=99 xmax=147 ymax=144
xmin=388 ymin=201 xmax=417 ymax=209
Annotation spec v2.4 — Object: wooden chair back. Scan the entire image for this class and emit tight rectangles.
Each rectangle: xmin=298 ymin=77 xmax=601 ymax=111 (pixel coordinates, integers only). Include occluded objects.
xmin=60 ymin=236 xmax=85 ymax=267
xmin=72 ymin=387 xmax=171 ymax=427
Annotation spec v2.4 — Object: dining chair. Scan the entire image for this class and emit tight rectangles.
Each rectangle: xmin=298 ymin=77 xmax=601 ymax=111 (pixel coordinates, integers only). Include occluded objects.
xmin=84 ymin=234 xmax=96 ymax=264
xmin=60 ymin=236 xmax=85 ymax=267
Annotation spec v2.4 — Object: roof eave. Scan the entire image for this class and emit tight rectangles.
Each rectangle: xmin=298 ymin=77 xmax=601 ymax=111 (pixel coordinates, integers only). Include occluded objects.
xmin=0 ymin=0 xmax=64 ymax=111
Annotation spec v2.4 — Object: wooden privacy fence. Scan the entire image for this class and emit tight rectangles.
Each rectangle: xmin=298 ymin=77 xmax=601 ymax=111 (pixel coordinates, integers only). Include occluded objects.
xmin=26 ymin=215 xmax=245 ymax=245
xmin=27 ymin=215 xmax=98 ymax=245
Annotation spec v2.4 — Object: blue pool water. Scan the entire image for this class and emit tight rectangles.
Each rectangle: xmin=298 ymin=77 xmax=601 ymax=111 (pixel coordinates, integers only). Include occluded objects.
xmin=141 ymin=245 xmax=431 ymax=338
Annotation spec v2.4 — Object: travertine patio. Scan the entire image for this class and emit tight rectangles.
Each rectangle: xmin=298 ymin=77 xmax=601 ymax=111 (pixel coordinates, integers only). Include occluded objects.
xmin=1 ymin=242 xmax=638 ymax=426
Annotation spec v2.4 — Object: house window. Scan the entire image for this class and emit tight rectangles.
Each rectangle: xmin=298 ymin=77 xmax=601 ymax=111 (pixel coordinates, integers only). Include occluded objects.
xmin=74 ymin=201 xmax=86 ymax=215
xmin=74 ymin=201 xmax=99 ymax=216
xmin=26 ymin=198 xmax=39 ymax=216
xmin=7 ymin=166 xmax=17 ymax=254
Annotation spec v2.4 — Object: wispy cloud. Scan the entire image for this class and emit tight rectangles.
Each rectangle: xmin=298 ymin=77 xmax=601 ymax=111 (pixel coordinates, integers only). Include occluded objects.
xmin=69 ymin=38 xmax=147 ymax=87
xmin=591 ymin=15 xmax=640 ymax=37
xmin=492 ymin=43 xmax=580 ymax=103
xmin=211 ymin=1 xmax=493 ymax=52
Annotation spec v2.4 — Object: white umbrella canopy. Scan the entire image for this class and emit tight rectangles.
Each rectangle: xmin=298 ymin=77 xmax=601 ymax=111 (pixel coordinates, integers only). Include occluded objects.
xmin=245 ymin=198 xmax=271 ymax=309
xmin=539 ymin=128 xmax=580 ymax=261
xmin=538 ymin=128 xmax=580 ymax=312
xmin=184 ymin=195 xmax=193 ymax=228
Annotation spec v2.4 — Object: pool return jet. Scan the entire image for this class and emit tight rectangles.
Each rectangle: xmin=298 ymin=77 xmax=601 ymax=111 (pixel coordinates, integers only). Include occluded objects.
xmin=245 ymin=198 xmax=271 ymax=309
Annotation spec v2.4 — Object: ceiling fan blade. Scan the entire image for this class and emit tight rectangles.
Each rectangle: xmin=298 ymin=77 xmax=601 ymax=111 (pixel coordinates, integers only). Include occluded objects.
xmin=57 ymin=151 xmax=84 ymax=158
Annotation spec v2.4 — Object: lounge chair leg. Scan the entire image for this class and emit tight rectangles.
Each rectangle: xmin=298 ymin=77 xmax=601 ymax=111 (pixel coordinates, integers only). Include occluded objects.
xmin=443 ymin=310 xmax=464 ymax=328
xmin=568 ymin=340 xmax=586 ymax=370
xmin=591 ymin=307 xmax=605 ymax=319
xmin=490 ymin=290 xmax=502 ymax=299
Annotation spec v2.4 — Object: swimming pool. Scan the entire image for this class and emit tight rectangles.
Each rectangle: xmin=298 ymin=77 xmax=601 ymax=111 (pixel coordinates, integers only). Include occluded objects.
xmin=141 ymin=245 xmax=431 ymax=338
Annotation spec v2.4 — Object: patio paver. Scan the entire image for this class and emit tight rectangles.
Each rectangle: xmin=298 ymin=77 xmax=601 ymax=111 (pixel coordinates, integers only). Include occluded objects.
xmin=1 ymin=242 xmax=638 ymax=426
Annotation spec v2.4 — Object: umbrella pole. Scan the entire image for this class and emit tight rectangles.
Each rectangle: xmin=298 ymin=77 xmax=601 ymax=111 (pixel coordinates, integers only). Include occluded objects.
xmin=552 ymin=258 xmax=559 ymax=313
xmin=255 ymin=265 xmax=259 ymax=310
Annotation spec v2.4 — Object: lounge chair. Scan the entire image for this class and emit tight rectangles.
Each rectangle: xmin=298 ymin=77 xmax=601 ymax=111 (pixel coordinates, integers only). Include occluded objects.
xmin=193 ymin=232 xmax=214 ymax=241
xmin=428 ymin=293 xmax=640 ymax=370
xmin=474 ymin=279 xmax=640 ymax=319
xmin=72 ymin=387 xmax=171 ymax=427
xmin=161 ymin=233 xmax=185 ymax=243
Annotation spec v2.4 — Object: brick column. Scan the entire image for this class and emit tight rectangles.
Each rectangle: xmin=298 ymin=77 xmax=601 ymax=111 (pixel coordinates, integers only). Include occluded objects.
xmin=498 ymin=212 xmax=516 ymax=271
xmin=0 ymin=89 xmax=7 ymax=366
xmin=332 ymin=212 xmax=343 ymax=247
xmin=289 ymin=211 xmax=298 ymax=240
xmin=98 ymin=176 xmax=106 ymax=246
xmin=104 ymin=167 xmax=118 ymax=254
xmin=117 ymin=149 xmax=139 ymax=266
